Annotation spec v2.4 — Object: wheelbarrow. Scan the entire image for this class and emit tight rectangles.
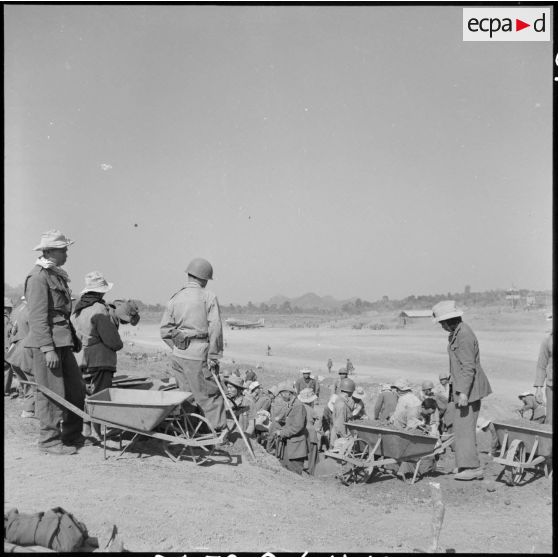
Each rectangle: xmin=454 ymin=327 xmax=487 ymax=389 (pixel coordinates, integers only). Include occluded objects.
xmin=26 ymin=382 xmax=226 ymax=465
xmin=324 ymin=421 xmax=454 ymax=485
xmin=491 ymin=421 xmax=553 ymax=485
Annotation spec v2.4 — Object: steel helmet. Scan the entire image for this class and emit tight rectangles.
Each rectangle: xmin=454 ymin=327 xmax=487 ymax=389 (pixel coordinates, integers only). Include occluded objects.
xmin=421 ymin=380 xmax=434 ymax=391
xmin=186 ymin=258 xmax=213 ymax=280
xmin=339 ymin=378 xmax=356 ymax=394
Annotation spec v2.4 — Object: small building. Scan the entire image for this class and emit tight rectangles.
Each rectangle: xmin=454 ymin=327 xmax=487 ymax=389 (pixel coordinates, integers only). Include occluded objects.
xmin=398 ymin=310 xmax=432 ymax=326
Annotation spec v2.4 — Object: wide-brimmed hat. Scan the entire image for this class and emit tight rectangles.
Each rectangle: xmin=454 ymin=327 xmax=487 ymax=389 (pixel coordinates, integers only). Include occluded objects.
xmin=277 ymin=381 xmax=296 ymax=395
xmin=518 ymin=391 xmax=534 ymax=399
xmin=391 ymin=378 xmax=412 ymax=392
xmin=300 ymin=368 xmax=312 ymax=375
xmin=268 ymin=385 xmax=279 ymax=397
xmin=81 ymin=271 xmax=114 ymax=294
xmin=421 ymin=380 xmax=434 ymax=391
xmin=4 ymin=297 xmax=13 ymax=308
xmin=33 ymin=229 xmax=75 ymax=251
xmin=225 ymin=375 xmax=245 ymax=390
xmin=327 ymin=394 xmax=339 ymax=412
xmin=477 ymin=416 xmax=492 ymax=430
xmin=438 ymin=370 xmax=451 ymax=381
xmin=298 ymin=388 xmax=318 ymax=404
xmin=380 ymin=383 xmax=392 ymax=392
xmin=248 ymin=381 xmax=261 ymax=392
xmin=352 ymin=386 xmax=365 ymax=400
xmin=338 ymin=368 xmax=348 ymax=375
xmin=432 ymin=300 xmax=463 ymax=323
xmin=113 ymin=299 xmax=140 ymax=325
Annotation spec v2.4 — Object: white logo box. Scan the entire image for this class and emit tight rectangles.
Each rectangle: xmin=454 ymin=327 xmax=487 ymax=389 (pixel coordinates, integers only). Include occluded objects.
xmin=463 ymin=7 xmax=551 ymax=41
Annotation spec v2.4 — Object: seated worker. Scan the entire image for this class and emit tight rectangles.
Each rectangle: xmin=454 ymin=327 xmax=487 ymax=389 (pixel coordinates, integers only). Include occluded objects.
xmin=373 ymin=383 xmax=398 ymax=421
xmin=331 ymin=378 xmax=356 ymax=445
xmin=390 ymin=379 xmax=421 ymax=430
xmin=298 ymin=388 xmax=320 ymax=475
xmin=330 ymin=368 xmax=349 ymax=395
xmin=517 ymin=391 xmax=546 ymax=423
xmin=351 ymin=386 xmax=367 ymax=420
xmin=320 ymin=394 xmax=338 ymax=451
xmin=275 ymin=382 xmax=308 ymax=474
xmin=419 ymin=380 xmax=441 ymax=434
xmin=294 ymin=368 xmax=319 ymax=395
xmin=225 ymin=375 xmax=254 ymax=436
xmin=476 ymin=417 xmax=500 ymax=456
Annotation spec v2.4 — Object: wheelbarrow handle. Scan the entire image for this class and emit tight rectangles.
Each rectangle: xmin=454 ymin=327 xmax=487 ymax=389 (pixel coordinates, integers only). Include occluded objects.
xmin=19 ymin=380 xmax=92 ymax=423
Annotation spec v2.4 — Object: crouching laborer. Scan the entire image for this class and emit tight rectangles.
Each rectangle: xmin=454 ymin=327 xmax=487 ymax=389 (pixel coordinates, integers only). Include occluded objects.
xmin=351 ymin=386 xmax=367 ymax=420
xmin=331 ymin=378 xmax=356 ymax=449
xmin=160 ymin=258 xmax=227 ymax=433
xmin=298 ymin=388 xmax=320 ymax=475
xmin=266 ymin=384 xmax=288 ymax=453
xmin=72 ymin=272 xmax=123 ymax=439
xmin=247 ymin=381 xmax=271 ymax=444
xmin=6 ymin=296 xmax=36 ymax=417
xmin=476 ymin=417 xmax=500 ymax=456
xmin=390 ymin=379 xmax=421 ymax=429
xmin=24 ymin=230 xmax=85 ymax=455
xmin=432 ymin=300 xmax=492 ymax=481
xmin=373 ymin=383 xmax=398 ymax=421
xmin=275 ymin=382 xmax=307 ymax=475
xmin=319 ymin=394 xmax=338 ymax=450
xmin=517 ymin=391 xmax=546 ymax=423
xmin=225 ymin=375 xmax=254 ymax=436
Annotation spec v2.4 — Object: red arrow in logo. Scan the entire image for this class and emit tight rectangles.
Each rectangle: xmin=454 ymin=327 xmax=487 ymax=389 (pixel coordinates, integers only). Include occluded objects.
xmin=516 ymin=19 xmax=530 ymax=31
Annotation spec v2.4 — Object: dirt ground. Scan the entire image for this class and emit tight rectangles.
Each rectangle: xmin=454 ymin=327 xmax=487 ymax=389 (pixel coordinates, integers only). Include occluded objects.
xmin=3 ymin=310 xmax=553 ymax=554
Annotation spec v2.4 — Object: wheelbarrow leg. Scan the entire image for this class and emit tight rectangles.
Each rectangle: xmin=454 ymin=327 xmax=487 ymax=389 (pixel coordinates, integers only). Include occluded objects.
xmin=103 ymin=425 xmax=107 ymax=460
xmin=116 ymin=433 xmax=140 ymax=460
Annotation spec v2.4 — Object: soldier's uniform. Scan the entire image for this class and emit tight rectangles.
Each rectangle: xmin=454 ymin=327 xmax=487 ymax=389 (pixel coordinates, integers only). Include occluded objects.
xmin=160 ymin=281 xmax=226 ymax=431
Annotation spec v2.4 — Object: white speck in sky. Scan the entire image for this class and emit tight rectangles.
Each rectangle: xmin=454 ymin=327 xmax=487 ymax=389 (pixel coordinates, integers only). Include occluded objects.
xmin=100 ymin=163 xmax=113 ymax=171
xmin=534 ymin=102 xmax=541 ymax=108
xmin=304 ymin=107 xmax=309 ymax=112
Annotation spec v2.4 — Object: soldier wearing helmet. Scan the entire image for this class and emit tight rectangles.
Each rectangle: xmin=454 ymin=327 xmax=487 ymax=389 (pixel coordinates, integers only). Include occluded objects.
xmin=331 ymin=377 xmax=356 ymax=442
xmin=160 ymin=257 xmax=227 ymax=432
xmin=330 ymin=367 xmax=349 ymax=396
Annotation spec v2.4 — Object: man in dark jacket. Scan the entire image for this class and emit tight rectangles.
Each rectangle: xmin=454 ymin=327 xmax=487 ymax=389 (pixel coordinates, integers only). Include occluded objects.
xmin=24 ymin=230 xmax=85 ymax=455
xmin=433 ymin=300 xmax=492 ymax=481
xmin=275 ymin=382 xmax=307 ymax=474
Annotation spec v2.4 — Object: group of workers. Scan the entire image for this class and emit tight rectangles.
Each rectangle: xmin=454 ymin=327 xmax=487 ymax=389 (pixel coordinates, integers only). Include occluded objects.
xmin=3 ymin=229 xmax=554 ymax=483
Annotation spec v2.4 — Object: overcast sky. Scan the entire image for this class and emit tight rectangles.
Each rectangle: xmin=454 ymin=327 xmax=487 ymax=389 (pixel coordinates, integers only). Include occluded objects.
xmin=4 ymin=5 xmax=552 ymax=305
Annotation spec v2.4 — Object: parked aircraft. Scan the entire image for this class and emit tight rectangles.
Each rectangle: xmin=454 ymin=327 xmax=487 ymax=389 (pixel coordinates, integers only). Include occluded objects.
xmin=225 ymin=318 xmax=265 ymax=330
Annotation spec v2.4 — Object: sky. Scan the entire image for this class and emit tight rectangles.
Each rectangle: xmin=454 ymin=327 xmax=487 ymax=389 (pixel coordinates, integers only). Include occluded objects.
xmin=4 ymin=5 xmax=553 ymax=305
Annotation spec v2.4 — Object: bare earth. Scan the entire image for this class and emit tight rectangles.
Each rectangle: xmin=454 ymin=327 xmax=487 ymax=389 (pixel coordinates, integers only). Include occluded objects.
xmin=4 ymin=309 xmax=553 ymax=554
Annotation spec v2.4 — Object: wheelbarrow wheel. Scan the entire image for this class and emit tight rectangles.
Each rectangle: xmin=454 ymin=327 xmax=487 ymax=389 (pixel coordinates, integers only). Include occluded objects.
xmin=339 ymin=438 xmax=375 ymax=485
xmin=162 ymin=410 xmax=216 ymax=465
xmin=505 ymin=439 xmax=526 ymax=486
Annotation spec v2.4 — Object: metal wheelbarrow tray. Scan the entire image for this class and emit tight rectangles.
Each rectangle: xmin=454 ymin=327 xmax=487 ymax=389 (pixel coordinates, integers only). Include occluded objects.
xmin=86 ymin=388 xmax=193 ymax=432
xmin=325 ymin=420 xmax=453 ymax=485
xmin=491 ymin=421 xmax=553 ymax=485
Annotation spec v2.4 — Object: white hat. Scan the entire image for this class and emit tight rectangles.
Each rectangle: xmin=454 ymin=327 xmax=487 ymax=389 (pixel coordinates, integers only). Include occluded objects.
xmin=33 ymin=229 xmax=75 ymax=251
xmin=438 ymin=370 xmax=451 ymax=380
xmin=300 ymin=368 xmax=312 ymax=375
xmin=352 ymin=386 xmax=365 ymax=400
xmin=546 ymin=313 xmax=552 ymax=321
xmin=432 ymin=300 xmax=463 ymax=323
xmin=380 ymin=383 xmax=392 ymax=392
xmin=327 ymin=394 xmax=339 ymax=412
xmin=391 ymin=378 xmax=412 ymax=392
xmin=4 ymin=297 xmax=13 ymax=308
xmin=518 ymin=391 xmax=534 ymax=399
xmin=81 ymin=271 xmax=114 ymax=294
xmin=248 ymin=381 xmax=261 ymax=392
xmin=477 ymin=416 xmax=492 ymax=430
xmin=298 ymin=388 xmax=318 ymax=404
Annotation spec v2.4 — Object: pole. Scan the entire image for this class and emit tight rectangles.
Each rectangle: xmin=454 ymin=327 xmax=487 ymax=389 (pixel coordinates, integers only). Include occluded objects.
xmin=210 ymin=363 xmax=256 ymax=461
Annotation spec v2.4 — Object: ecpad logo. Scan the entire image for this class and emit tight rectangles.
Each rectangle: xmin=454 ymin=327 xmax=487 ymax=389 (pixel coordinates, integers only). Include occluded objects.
xmin=463 ymin=8 xmax=550 ymax=41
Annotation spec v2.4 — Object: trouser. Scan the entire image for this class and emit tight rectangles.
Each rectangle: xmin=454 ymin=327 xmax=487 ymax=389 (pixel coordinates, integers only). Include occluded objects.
xmin=453 ymin=399 xmax=481 ymax=469
xmin=282 ymin=455 xmax=305 ymax=475
xmin=306 ymin=442 xmax=318 ymax=475
xmin=545 ymin=386 xmax=552 ymax=425
xmin=31 ymin=347 xmax=85 ymax=448
xmin=83 ymin=369 xmax=114 ymax=436
xmin=170 ymin=355 xmax=227 ymax=431
xmin=11 ymin=364 xmax=36 ymax=413
xmin=4 ymin=362 xmax=15 ymax=395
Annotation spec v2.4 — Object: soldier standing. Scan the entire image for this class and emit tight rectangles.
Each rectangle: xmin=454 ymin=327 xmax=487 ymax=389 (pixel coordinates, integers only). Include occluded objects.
xmin=160 ymin=258 xmax=227 ymax=432
xmin=327 ymin=358 xmax=333 ymax=374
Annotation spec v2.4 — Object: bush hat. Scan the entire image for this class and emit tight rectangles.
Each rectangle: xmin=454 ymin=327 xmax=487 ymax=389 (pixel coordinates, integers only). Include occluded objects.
xmin=268 ymin=385 xmax=279 ymax=397
xmin=439 ymin=370 xmax=451 ymax=380
xmin=298 ymin=388 xmax=318 ymax=404
xmin=380 ymin=383 xmax=392 ymax=392
xmin=248 ymin=381 xmax=261 ymax=392
xmin=421 ymin=380 xmax=434 ymax=391
xmin=4 ymin=297 xmax=13 ymax=308
xmin=518 ymin=391 xmax=534 ymax=399
xmin=81 ymin=271 xmax=114 ymax=295
xmin=277 ymin=381 xmax=296 ymax=395
xmin=338 ymin=368 xmax=348 ymax=375
xmin=33 ymin=229 xmax=75 ymax=251
xmin=113 ymin=300 xmax=140 ymax=325
xmin=392 ymin=378 xmax=412 ymax=392
xmin=432 ymin=300 xmax=463 ymax=323
xmin=352 ymin=386 xmax=365 ymax=400
xmin=225 ymin=375 xmax=245 ymax=390
xmin=300 ymin=368 xmax=312 ymax=375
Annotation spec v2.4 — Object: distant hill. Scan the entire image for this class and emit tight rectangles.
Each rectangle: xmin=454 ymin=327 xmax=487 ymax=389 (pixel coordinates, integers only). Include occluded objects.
xmin=266 ymin=292 xmax=344 ymax=310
